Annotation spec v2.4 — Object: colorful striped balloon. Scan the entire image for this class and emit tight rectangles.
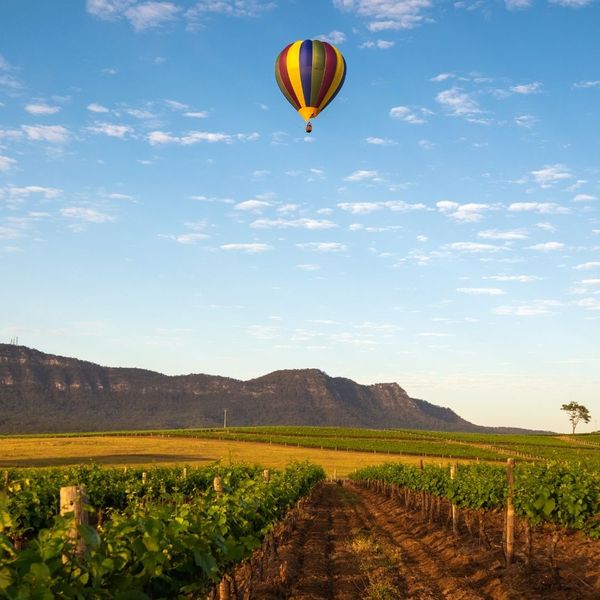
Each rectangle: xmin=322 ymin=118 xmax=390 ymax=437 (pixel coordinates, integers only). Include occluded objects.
xmin=275 ymin=39 xmax=347 ymax=126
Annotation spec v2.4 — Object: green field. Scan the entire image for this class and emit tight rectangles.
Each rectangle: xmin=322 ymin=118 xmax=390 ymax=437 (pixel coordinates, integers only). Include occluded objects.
xmin=3 ymin=425 xmax=598 ymax=469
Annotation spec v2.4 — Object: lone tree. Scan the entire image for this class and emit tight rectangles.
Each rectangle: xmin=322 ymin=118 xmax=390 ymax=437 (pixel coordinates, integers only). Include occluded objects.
xmin=561 ymin=402 xmax=591 ymax=434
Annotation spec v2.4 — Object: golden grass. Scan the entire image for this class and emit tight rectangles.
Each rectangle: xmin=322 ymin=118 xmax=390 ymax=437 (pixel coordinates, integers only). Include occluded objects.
xmin=0 ymin=435 xmax=466 ymax=477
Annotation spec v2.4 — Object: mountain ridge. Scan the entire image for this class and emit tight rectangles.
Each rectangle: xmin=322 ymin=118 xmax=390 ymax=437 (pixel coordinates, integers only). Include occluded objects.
xmin=0 ymin=344 xmax=544 ymax=434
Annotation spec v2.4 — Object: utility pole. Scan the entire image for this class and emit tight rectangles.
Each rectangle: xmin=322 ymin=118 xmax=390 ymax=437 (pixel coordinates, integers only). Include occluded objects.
xmin=223 ymin=408 xmax=228 ymax=429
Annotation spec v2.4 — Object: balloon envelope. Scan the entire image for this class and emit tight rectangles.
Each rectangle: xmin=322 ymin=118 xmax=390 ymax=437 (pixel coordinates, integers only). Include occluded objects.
xmin=275 ymin=39 xmax=347 ymax=123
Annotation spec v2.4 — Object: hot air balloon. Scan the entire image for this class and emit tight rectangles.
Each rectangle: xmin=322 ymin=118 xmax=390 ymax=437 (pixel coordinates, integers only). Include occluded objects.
xmin=275 ymin=39 xmax=347 ymax=134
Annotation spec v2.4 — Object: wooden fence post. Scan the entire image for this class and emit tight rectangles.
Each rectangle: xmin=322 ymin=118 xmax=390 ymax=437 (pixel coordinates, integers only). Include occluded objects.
xmin=214 ymin=476 xmax=223 ymax=497
xmin=142 ymin=472 xmax=147 ymax=485
xmin=505 ymin=458 xmax=515 ymax=565
xmin=60 ymin=485 xmax=89 ymax=556
xmin=183 ymin=467 xmax=188 ymax=480
xmin=450 ymin=464 xmax=458 ymax=535
xmin=262 ymin=469 xmax=270 ymax=482
xmin=3 ymin=470 xmax=8 ymax=488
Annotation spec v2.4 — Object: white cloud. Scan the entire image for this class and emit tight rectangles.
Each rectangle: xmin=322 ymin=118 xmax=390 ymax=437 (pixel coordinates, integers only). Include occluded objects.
xmin=338 ymin=201 xmax=425 ymax=214
xmin=148 ymin=130 xmax=258 ymax=145
xmin=124 ymin=108 xmax=156 ymax=119
xmin=317 ymin=30 xmax=346 ymax=44
xmin=0 ymin=129 xmax=23 ymax=141
xmin=220 ymin=243 xmax=272 ymax=253
xmin=550 ymin=0 xmax=595 ymax=6
xmin=389 ymin=105 xmax=428 ymax=124
xmin=184 ymin=111 xmax=208 ymax=118
xmin=418 ymin=139 xmax=437 ymax=150
xmin=510 ymin=82 xmax=542 ymax=95
xmin=505 ymin=0 xmax=533 ymax=9
xmin=508 ymin=202 xmax=569 ymax=214
xmin=333 ymin=0 xmax=433 ymax=31
xmin=430 ymin=72 xmax=454 ymax=82
xmin=436 ymin=88 xmax=481 ymax=118
xmin=4 ymin=186 xmax=62 ymax=199
xmin=88 ymin=123 xmax=133 ymax=138
xmin=574 ymin=80 xmax=600 ymax=89
xmin=360 ymin=40 xmax=395 ymax=49
xmin=572 ymin=297 xmax=600 ymax=310
xmin=457 ymin=287 xmax=505 ymax=296
xmin=251 ymin=218 xmax=337 ymax=230
xmin=0 ymin=156 xmax=16 ymax=171
xmin=164 ymin=99 xmax=189 ymax=111
xmin=233 ymin=200 xmax=271 ymax=212
xmin=485 ymin=274 xmax=541 ymax=282
xmin=344 ymin=170 xmax=380 ymax=182
xmin=87 ymin=0 xmax=181 ymax=30
xmin=514 ymin=114 xmax=538 ymax=128
xmin=494 ymin=300 xmax=560 ymax=316
xmin=445 ymin=242 xmax=505 ymax=253
xmin=535 ymin=222 xmax=556 ymax=232
xmin=124 ymin=2 xmax=180 ymax=30
xmin=22 ymin=125 xmax=70 ymax=144
xmin=527 ymin=241 xmax=565 ymax=252
xmin=530 ymin=164 xmax=572 ymax=188
xmin=61 ymin=207 xmax=114 ymax=223
xmin=87 ymin=103 xmax=110 ymax=113
xmin=160 ymin=232 xmax=208 ymax=244
xmin=478 ymin=229 xmax=527 ymax=240
xmin=25 ymin=103 xmax=60 ymax=115
xmin=574 ymin=262 xmax=600 ymax=271
xmin=296 ymin=242 xmax=347 ymax=253
xmin=437 ymin=201 xmax=494 ymax=222
xmin=366 ymin=136 xmax=396 ymax=145
xmin=573 ymin=194 xmax=597 ymax=203
xmin=297 ymin=264 xmax=321 ymax=271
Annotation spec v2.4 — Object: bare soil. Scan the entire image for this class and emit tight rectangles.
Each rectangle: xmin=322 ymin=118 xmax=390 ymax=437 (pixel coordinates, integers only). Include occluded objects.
xmin=225 ymin=481 xmax=600 ymax=600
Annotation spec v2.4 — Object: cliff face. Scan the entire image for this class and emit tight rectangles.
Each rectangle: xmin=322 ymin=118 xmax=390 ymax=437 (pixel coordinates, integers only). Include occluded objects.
xmin=0 ymin=344 xmax=481 ymax=434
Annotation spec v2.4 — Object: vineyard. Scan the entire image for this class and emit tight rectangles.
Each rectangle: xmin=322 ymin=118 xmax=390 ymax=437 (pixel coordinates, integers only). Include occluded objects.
xmin=0 ymin=462 xmax=324 ymax=598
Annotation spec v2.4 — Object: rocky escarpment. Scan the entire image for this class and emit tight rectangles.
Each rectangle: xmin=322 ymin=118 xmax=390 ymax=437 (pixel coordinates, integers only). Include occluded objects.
xmin=1 ymin=344 xmax=506 ymax=434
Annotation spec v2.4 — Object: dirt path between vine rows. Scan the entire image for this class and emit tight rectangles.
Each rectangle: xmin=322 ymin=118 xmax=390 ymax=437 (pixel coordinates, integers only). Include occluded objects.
xmin=239 ymin=482 xmax=600 ymax=600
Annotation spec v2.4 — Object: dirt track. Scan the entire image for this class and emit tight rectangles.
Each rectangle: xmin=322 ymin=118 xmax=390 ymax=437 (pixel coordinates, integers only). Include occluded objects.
xmin=237 ymin=482 xmax=600 ymax=600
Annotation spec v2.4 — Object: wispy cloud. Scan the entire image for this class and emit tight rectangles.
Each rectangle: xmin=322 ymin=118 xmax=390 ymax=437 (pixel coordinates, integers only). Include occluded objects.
xmin=437 ymin=201 xmax=495 ymax=222
xmin=296 ymin=242 xmax=347 ymax=253
xmin=574 ymin=80 xmax=600 ymax=89
xmin=251 ymin=218 xmax=337 ymax=230
xmin=317 ymin=30 xmax=346 ymax=44
xmin=478 ymin=229 xmax=527 ymax=240
xmin=527 ymin=241 xmax=565 ymax=252
xmin=338 ymin=201 xmax=426 ymax=213
xmin=444 ymin=241 xmax=505 ymax=253
xmin=485 ymin=274 xmax=541 ymax=282
xmin=344 ymin=170 xmax=381 ymax=182
xmin=220 ymin=242 xmax=272 ymax=253
xmin=233 ymin=200 xmax=271 ymax=212
xmin=333 ymin=0 xmax=433 ymax=31
xmin=366 ymin=136 xmax=396 ymax=145
xmin=530 ymin=164 xmax=572 ymax=188
xmin=87 ymin=103 xmax=110 ymax=113
xmin=573 ymin=194 xmax=596 ymax=203
xmin=360 ymin=40 xmax=395 ymax=49
xmin=148 ymin=130 xmax=259 ymax=145
xmin=61 ymin=207 xmax=114 ymax=227
xmin=494 ymin=300 xmax=560 ymax=316
xmin=0 ymin=156 xmax=16 ymax=171
xmin=436 ymin=88 xmax=482 ymax=120
xmin=22 ymin=125 xmax=70 ymax=144
xmin=25 ymin=103 xmax=61 ymax=115
xmin=457 ymin=287 xmax=505 ymax=295
xmin=510 ymin=82 xmax=542 ymax=95
xmin=508 ymin=202 xmax=569 ymax=215
xmin=88 ymin=122 xmax=133 ymax=138
xmin=87 ymin=0 xmax=181 ymax=31
xmin=574 ymin=262 xmax=600 ymax=271
xmin=389 ymin=105 xmax=429 ymax=124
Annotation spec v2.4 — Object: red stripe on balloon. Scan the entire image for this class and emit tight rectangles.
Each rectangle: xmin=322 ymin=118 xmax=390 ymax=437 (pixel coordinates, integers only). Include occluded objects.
xmin=278 ymin=44 xmax=301 ymax=109
xmin=316 ymin=42 xmax=337 ymax=108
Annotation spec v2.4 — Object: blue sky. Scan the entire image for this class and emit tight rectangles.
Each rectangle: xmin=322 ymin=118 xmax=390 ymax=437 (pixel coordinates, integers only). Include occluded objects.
xmin=1 ymin=0 xmax=599 ymax=432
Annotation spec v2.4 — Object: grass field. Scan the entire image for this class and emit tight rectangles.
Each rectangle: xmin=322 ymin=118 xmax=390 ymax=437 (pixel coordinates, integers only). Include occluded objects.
xmin=0 ymin=435 xmax=470 ymax=477
xmin=1 ymin=426 xmax=598 ymax=474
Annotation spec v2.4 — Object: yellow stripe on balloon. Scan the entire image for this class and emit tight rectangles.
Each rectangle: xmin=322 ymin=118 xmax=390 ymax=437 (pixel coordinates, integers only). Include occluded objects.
xmin=317 ymin=45 xmax=345 ymax=112
xmin=285 ymin=41 xmax=306 ymax=108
